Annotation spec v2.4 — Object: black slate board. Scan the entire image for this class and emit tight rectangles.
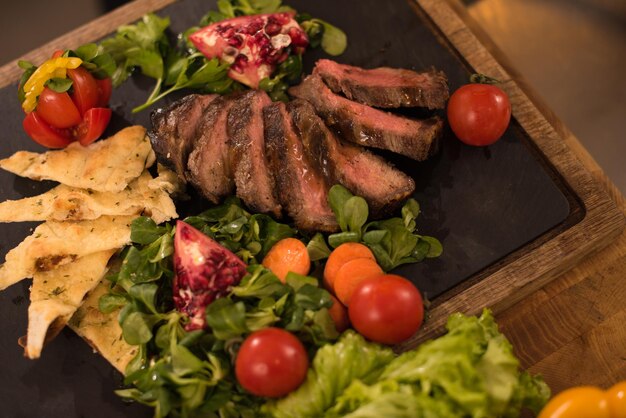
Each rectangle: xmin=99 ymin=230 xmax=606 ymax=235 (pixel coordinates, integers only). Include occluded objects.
xmin=0 ymin=0 xmax=571 ymax=416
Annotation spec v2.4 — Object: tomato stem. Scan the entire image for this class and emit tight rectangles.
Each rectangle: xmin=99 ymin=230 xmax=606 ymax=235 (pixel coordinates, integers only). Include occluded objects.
xmin=470 ymin=73 xmax=501 ymax=85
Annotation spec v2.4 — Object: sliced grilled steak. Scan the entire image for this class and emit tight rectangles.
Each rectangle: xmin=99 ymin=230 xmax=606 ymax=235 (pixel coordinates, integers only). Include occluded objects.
xmin=289 ymin=74 xmax=441 ymax=161
xmin=288 ymin=99 xmax=415 ymax=217
xmin=187 ymin=96 xmax=237 ymax=204
xmin=314 ymin=59 xmax=449 ymax=109
xmin=148 ymin=94 xmax=218 ymax=179
xmin=227 ymin=90 xmax=282 ymax=217
xmin=264 ymin=102 xmax=338 ymax=232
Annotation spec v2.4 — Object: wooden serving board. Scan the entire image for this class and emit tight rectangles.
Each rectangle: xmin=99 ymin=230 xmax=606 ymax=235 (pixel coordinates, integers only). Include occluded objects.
xmin=0 ymin=0 xmax=623 ymax=416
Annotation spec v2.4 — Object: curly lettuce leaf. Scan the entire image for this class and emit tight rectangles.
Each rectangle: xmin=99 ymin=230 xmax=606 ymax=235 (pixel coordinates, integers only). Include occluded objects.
xmin=262 ymin=331 xmax=395 ymax=418
xmin=380 ymin=309 xmax=550 ymax=418
xmin=263 ymin=309 xmax=549 ymax=418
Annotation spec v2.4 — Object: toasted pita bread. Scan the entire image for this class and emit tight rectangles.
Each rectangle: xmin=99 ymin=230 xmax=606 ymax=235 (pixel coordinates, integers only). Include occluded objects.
xmin=69 ymin=280 xmax=137 ymax=374
xmin=24 ymin=250 xmax=115 ymax=359
xmin=0 ymin=171 xmax=177 ymax=224
xmin=0 ymin=126 xmax=155 ymax=192
xmin=0 ymin=215 xmax=134 ymax=291
xmin=148 ymin=164 xmax=185 ymax=196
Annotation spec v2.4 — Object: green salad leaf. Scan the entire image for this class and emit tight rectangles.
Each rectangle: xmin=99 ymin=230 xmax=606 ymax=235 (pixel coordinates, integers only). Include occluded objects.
xmin=262 ymin=331 xmax=395 ymax=418
xmin=102 ymin=200 xmax=340 ymax=417
xmin=324 ymin=185 xmax=443 ymax=271
xmin=263 ymin=309 xmax=549 ymax=418
xmin=92 ymin=0 xmax=346 ymax=111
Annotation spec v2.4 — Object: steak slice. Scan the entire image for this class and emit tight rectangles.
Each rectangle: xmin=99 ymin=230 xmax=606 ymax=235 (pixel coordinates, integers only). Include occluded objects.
xmin=289 ymin=74 xmax=442 ymax=162
xmin=187 ymin=96 xmax=237 ymax=204
xmin=288 ymin=99 xmax=415 ymax=217
xmin=227 ymin=90 xmax=282 ymax=217
xmin=148 ymin=94 xmax=218 ymax=179
xmin=314 ymin=59 xmax=449 ymax=109
xmin=264 ymin=102 xmax=338 ymax=232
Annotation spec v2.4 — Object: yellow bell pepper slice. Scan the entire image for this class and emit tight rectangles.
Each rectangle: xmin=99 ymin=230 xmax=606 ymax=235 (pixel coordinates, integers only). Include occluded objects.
xmin=21 ymin=57 xmax=83 ymax=113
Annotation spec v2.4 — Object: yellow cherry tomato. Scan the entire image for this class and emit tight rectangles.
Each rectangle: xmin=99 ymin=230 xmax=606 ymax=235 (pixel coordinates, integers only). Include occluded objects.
xmin=538 ymin=386 xmax=609 ymax=418
xmin=607 ymin=381 xmax=626 ymax=418
xmin=21 ymin=56 xmax=83 ymax=113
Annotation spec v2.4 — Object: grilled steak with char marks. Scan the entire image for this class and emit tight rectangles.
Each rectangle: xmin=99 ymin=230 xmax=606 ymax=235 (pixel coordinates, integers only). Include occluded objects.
xmin=227 ymin=90 xmax=282 ymax=217
xmin=264 ymin=102 xmax=338 ymax=232
xmin=314 ymin=59 xmax=449 ymax=109
xmin=148 ymin=94 xmax=217 ymax=179
xmin=187 ymin=96 xmax=237 ymax=204
xmin=288 ymin=99 xmax=415 ymax=217
xmin=289 ymin=74 xmax=441 ymax=162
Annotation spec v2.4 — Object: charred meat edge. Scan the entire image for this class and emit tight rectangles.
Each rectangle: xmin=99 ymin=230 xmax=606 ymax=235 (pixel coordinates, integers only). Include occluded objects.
xmin=314 ymin=59 xmax=449 ymax=109
xmin=227 ymin=90 xmax=282 ymax=217
xmin=187 ymin=96 xmax=237 ymax=204
xmin=148 ymin=94 xmax=218 ymax=180
xmin=264 ymin=101 xmax=338 ymax=232
xmin=289 ymin=99 xmax=415 ymax=218
xmin=289 ymin=74 xmax=442 ymax=162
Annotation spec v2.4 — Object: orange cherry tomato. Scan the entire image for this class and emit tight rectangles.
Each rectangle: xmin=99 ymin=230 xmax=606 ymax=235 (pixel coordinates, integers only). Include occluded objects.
xmin=607 ymin=381 xmax=626 ymax=418
xmin=538 ymin=386 xmax=609 ymax=418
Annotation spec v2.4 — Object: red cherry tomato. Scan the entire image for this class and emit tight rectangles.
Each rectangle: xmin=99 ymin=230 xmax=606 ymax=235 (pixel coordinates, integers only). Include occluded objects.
xmin=447 ymin=83 xmax=511 ymax=146
xmin=22 ymin=111 xmax=72 ymax=148
xmin=35 ymin=87 xmax=82 ymax=129
xmin=95 ymin=77 xmax=112 ymax=107
xmin=348 ymin=274 xmax=424 ymax=345
xmin=67 ymin=66 xmax=100 ymax=115
xmin=235 ymin=328 xmax=308 ymax=398
xmin=73 ymin=107 xmax=112 ymax=146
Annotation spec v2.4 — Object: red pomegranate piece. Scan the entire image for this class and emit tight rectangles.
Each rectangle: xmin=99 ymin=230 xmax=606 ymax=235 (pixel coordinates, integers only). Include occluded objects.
xmin=189 ymin=13 xmax=309 ymax=88
xmin=173 ymin=220 xmax=247 ymax=330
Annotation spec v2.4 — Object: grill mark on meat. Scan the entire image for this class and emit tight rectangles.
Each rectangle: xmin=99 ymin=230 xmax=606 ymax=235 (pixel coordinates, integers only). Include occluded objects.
xmin=288 ymin=99 xmax=415 ymax=217
xmin=264 ymin=102 xmax=338 ymax=232
xmin=289 ymin=74 xmax=442 ymax=161
xmin=314 ymin=59 xmax=449 ymax=109
xmin=227 ymin=90 xmax=282 ymax=217
xmin=148 ymin=94 xmax=218 ymax=180
xmin=187 ymin=96 xmax=237 ymax=204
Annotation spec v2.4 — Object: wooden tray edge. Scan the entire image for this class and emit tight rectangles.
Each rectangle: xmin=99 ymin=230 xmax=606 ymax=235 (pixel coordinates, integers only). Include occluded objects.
xmin=397 ymin=0 xmax=626 ymax=350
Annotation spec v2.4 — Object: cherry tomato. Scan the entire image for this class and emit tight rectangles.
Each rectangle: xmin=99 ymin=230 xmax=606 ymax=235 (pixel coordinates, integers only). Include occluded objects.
xmin=67 ymin=66 xmax=100 ymax=115
xmin=73 ymin=107 xmax=112 ymax=146
xmin=35 ymin=87 xmax=81 ymax=129
xmin=22 ymin=111 xmax=72 ymax=148
xmin=607 ymin=381 xmax=626 ymax=418
xmin=447 ymin=83 xmax=511 ymax=146
xmin=235 ymin=328 xmax=308 ymax=398
xmin=95 ymin=77 xmax=112 ymax=107
xmin=328 ymin=294 xmax=350 ymax=333
xmin=538 ymin=386 xmax=610 ymax=418
xmin=348 ymin=274 xmax=423 ymax=345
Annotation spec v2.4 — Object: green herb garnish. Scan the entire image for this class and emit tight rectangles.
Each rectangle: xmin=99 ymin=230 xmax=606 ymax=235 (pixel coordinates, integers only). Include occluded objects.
xmin=94 ymin=0 xmax=346 ymax=112
xmin=325 ymin=185 xmax=443 ymax=271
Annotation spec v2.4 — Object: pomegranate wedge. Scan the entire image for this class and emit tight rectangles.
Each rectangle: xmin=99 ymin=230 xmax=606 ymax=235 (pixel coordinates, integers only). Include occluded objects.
xmin=173 ymin=221 xmax=247 ymax=330
xmin=190 ymin=13 xmax=308 ymax=88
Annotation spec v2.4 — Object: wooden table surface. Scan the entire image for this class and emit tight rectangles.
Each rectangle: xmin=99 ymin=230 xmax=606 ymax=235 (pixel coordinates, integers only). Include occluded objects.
xmin=0 ymin=0 xmax=623 ymax=400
